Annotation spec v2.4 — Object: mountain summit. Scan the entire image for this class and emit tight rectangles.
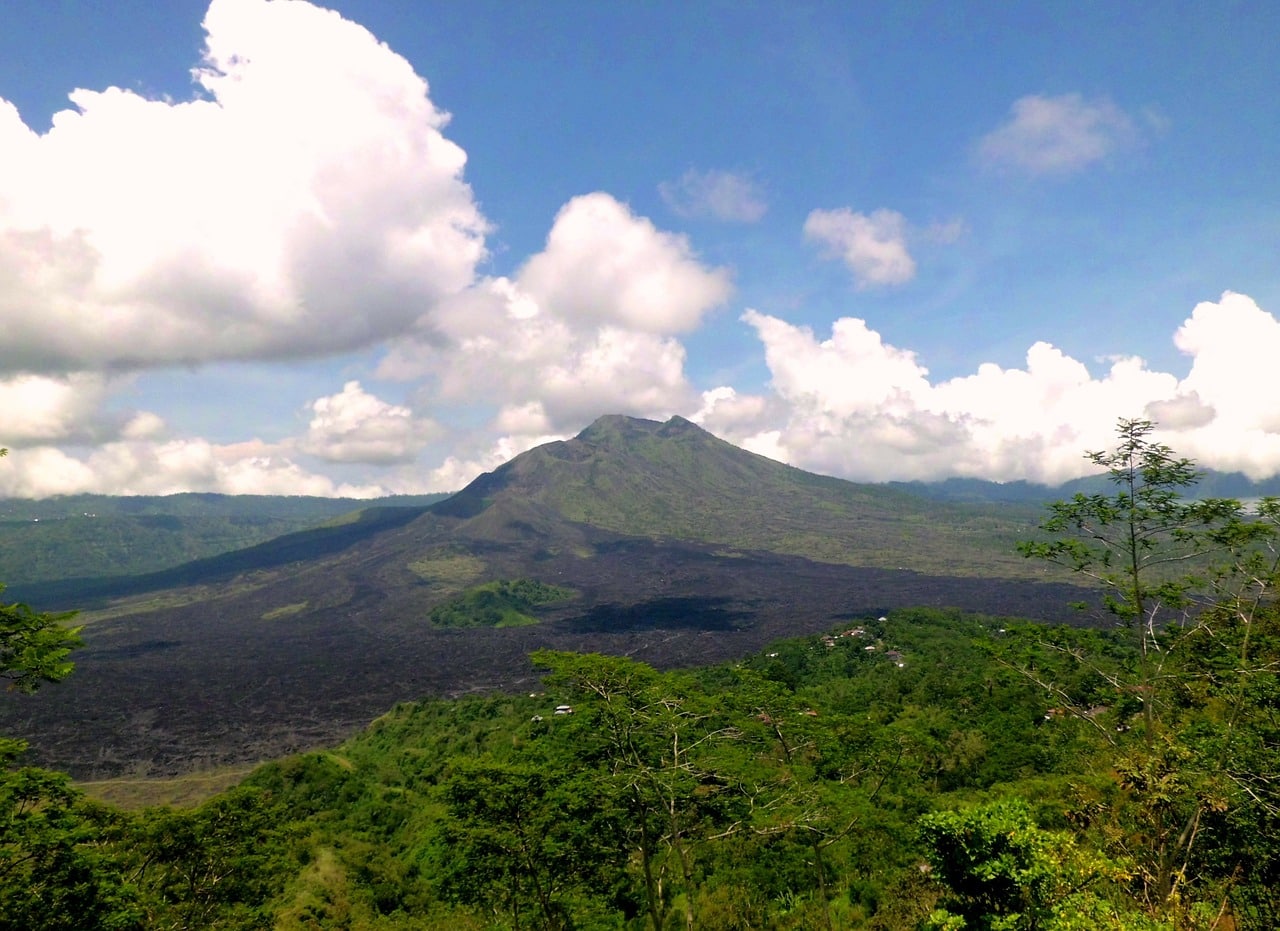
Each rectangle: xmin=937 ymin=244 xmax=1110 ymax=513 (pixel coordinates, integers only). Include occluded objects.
xmin=437 ymin=414 xmax=1032 ymax=576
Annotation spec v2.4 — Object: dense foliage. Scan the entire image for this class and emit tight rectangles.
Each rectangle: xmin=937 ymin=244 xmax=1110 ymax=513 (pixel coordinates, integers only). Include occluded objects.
xmin=3 ymin=423 xmax=1279 ymax=928
xmin=0 ymin=606 xmax=1216 ymax=928
xmin=429 ymin=579 xmax=577 ymax=629
xmin=5 ymin=597 xmax=1279 ymax=928
xmin=0 ymin=587 xmax=81 ymax=694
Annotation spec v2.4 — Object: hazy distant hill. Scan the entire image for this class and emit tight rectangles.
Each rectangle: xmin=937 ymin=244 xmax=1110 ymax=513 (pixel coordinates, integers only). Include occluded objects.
xmin=893 ymin=469 xmax=1280 ymax=505
xmin=0 ymin=492 xmax=448 ymax=521
xmin=8 ymin=452 xmax=1268 ymax=596
xmin=1 ymin=415 xmax=1091 ymax=778
xmin=0 ymin=492 xmax=449 ymax=587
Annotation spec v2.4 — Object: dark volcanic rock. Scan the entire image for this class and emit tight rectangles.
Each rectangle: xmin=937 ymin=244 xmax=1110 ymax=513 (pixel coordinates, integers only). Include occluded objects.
xmin=2 ymin=534 xmax=1090 ymax=779
xmin=0 ymin=415 xmax=1090 ymax=778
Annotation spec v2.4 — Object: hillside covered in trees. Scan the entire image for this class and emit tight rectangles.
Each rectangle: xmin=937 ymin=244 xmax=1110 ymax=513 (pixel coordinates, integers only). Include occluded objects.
xmin=8 ymin=600 xmax=1279 ymax=929
xmin=0 ymin=492 xmax=449 ymax=590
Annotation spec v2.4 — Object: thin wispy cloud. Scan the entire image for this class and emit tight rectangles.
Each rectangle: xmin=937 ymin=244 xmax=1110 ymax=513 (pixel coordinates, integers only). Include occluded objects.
xmin=659 ymin=169 xmax=768 ymax=223
xmin=977 ymin=93 xmax=1142 ymax=176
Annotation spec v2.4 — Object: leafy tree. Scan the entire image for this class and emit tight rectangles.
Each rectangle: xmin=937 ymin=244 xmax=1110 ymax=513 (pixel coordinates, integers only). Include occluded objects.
xmin=123 ymin=787 xmax=287 ymax=930
xmin=0 ymin=741 xmax=142 ymax=930
xmin=0 ymin=587 xmax=82 ymax=694
xmin=436 ymin=757 xmax=627 ymax=929
xmin=533 ymin=651 xmax=747 ymax=931
xmin=1018 ymin=419 xmax=1280 ymax=924
xmin=919 ymin=799 xmax=1166 ymax=931
xmin=1016 ymin=419 xmax=1257 ymax=740
xmin=721 ymin=667 xmax=906 ymax=931
xmin=0 ymin=476 xmax=140 ymax=929
xmin=1 ymin=440 xmax=83 ymax=693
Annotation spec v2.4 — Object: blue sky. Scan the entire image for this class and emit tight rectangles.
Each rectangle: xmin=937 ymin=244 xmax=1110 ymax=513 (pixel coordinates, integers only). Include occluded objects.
xmin=1 ymin=0 xmax=1278 ymax=496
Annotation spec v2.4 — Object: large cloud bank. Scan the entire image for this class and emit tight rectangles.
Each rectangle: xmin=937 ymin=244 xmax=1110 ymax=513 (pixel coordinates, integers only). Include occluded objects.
xmin=0 ymin=0 xmax=734 ymax=497
xmin=376 ymin=191 xmax=733 ymax=487
xmin=0 ymin=2 xmax=1276 ymax=498
xmin=0 ymin=0 xmax=495 ymax=496
xmin=0 ymin=0 xmax=486 ymax=374
xmin=696 ymin=292 xmax=1280 ymax=485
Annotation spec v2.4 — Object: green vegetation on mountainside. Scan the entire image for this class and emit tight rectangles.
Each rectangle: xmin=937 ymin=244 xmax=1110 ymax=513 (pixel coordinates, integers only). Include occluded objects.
xmin=428 ymin=578 xmax=576 ymax=628
xmin=1 ymin=416 xmax=1053 ymax=624
xmin=447 ymin=415 xmax=1048 ymax=578
xmin=41 ymin=601 xmax=1273 ymax=929
xmin=0 ymin=491 xmax=450 ymax=522
xmin=239 ymin=608 xmax=1107 ymax=929
xmin=0 ymin=513 xmax=306 ymax=585
xmin=0 ymin=492 xmax=450 ymax=588
xmin=9 ymin=502 xmax=444 ymax=609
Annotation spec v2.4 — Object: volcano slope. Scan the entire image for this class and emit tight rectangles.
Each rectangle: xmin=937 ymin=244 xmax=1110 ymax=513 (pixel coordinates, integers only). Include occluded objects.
xmin=0 ymin=415 xmax=1087 ymax=778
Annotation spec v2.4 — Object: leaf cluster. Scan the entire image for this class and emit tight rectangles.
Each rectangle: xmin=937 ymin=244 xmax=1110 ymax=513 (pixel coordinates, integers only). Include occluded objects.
xmin=0 ymin=586 xmax=81 ymax=694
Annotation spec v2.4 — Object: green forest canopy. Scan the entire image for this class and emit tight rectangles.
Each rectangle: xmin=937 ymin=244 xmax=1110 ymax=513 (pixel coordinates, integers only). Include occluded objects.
xmin=428 ymin=578 xmax=576 ymax=629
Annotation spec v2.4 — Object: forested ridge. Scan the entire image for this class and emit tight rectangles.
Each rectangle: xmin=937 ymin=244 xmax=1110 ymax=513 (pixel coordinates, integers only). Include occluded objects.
xmin=0 ymin=609 xmax=1097 ymax=927
xmin=3 ymin=423 xmax=1280 ymax=928
xmin=0 ymin=493 xmax=450 ymax=591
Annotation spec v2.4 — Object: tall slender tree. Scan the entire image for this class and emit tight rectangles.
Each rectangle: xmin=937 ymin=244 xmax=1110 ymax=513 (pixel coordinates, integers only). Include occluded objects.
xmin=1018 ymin=419 xmax=1280 ymax=924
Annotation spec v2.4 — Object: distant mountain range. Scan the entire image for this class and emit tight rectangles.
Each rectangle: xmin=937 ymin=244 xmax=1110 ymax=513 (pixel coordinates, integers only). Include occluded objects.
xmin=0 ymin=492 xmax=449 ymax=588
xmin=891 ymin=470 xmax=1280 ymax=505
xmin=2 ymin=415 xmax=1104 ymax=778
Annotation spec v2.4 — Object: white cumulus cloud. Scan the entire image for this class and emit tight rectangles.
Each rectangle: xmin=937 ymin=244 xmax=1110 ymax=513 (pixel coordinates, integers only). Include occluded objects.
xmin=517 ymin=192 xmax=732 ymax=334
xmin=0 ymin=373 xmax=121 ymax=444
xmin=719 ymin=293 xmax=1280 ymax=485
xmin=380 ymin=193 xmax=731 ymax=434
xmin=0 ymin=437 xmax=383 ymax=499
xmin=301 ymin=380 xmax=438 ymax=464
xmin=804 ymin=208 xmax=916 ymax=288
xmin=1162 ymin=292 xmax=1280 ymax=473
xmin=383 ymin=278 xmax=700 ymax=431
xmin=0 ymin=0 xmax=486 ymax=374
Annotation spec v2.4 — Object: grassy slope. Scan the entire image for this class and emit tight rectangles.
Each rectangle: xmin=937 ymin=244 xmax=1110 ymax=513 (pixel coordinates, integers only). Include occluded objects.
xmin=78 ymin=765 xmax=258 ymax=810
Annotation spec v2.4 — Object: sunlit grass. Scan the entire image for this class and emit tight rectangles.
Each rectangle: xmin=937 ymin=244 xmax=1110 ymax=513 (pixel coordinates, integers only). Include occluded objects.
xmin=262 ymin=601 xmax=309 ymax=621
xmin=407 ymin=550 xmax=486 ymax=587
xmin=78 ymin=764 xmax=257 ymax=809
